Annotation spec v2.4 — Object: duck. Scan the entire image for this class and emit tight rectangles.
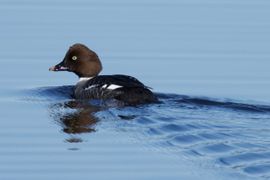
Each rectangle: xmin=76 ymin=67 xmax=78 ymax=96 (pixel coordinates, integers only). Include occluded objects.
xmin=49 ymin=43 xmax=158 ymax=105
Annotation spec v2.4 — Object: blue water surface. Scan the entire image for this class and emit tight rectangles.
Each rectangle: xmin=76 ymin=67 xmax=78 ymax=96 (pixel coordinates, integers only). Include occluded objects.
xmin=1 ymin=0 xmax=270 ymax=179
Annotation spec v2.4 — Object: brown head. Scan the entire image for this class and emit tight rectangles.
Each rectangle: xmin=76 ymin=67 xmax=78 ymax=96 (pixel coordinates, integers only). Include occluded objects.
xmin=49 ymin=43 xmax=102 ymax=77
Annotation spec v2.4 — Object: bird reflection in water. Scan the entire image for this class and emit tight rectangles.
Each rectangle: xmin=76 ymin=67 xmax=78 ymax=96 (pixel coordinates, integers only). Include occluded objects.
xmin=49 ymin=100 xmax=102 ymax=144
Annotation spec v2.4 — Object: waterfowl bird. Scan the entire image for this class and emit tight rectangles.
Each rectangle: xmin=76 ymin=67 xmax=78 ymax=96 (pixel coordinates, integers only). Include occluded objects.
xmin=49 ymin=43 xmax=158 ymax=105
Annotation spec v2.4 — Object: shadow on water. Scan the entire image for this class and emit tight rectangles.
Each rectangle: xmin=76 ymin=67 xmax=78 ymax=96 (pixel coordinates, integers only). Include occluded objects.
xmin=22 ymin=86 xmax=270 ymax=179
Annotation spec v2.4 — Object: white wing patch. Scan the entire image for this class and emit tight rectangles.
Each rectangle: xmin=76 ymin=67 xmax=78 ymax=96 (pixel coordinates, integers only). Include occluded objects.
xmin=84 ymin=84 xmax=123 ymax=91
xmin=84 ymin=84 xmax=98 ymax=90
xmin=102 ymin=84 xmax=123 ymax=90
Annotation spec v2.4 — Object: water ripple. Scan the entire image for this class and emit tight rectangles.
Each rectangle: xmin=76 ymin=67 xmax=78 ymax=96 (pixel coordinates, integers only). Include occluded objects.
xmin=22 ymin=86 xmax=270 ymax=179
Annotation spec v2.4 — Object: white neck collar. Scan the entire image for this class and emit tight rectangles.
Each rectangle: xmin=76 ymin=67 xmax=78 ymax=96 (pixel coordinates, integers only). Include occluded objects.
xmin=78 ymin=77 xmax=93 ymax=82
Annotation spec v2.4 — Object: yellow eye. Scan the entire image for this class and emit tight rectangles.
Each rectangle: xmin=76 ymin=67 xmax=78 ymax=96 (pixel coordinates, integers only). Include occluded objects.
xmin=72 ymin=56 xmax=77 ymax=61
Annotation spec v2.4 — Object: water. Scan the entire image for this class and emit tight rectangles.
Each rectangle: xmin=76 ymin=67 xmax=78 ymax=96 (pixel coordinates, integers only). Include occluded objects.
xmin=1 ymin=0 xmax=270 ymax=179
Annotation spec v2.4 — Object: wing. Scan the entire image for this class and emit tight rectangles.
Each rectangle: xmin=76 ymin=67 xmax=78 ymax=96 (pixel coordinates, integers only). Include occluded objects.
xmin=83 ymin=74 xmax=148 ymax=90
xmin=79 ymin=75 xmax=157 ymax=104
xmin=78 ymin=75 xmax=156 ymax=102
